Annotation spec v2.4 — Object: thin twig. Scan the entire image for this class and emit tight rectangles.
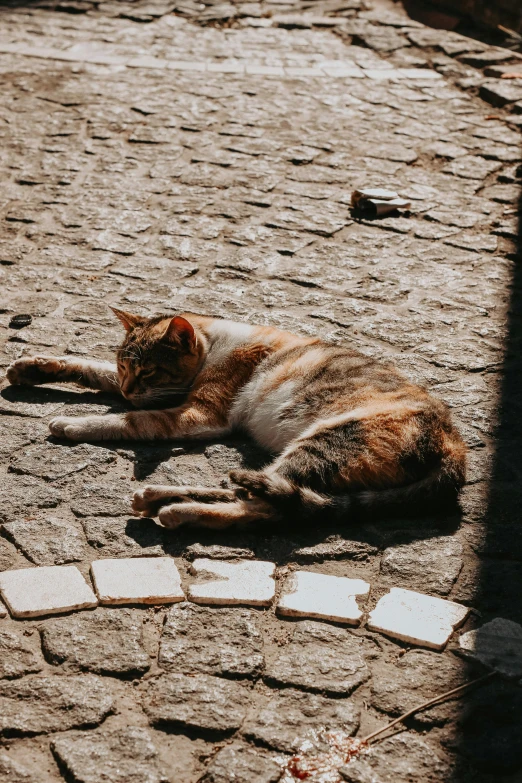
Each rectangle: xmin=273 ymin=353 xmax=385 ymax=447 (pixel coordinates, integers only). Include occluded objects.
xmin=362 ymin=671 xmax=496 ymax=745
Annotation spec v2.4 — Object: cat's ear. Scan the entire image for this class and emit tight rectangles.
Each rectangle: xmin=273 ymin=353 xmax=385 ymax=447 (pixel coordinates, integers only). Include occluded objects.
xmin=163 ymin=316 xmax=196 ymax=349
xmin=110 ymin=307 xmax=143 ymax=332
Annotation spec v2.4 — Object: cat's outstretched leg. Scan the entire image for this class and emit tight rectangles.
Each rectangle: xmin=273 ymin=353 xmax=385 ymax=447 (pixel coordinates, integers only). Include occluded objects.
xmin=6 ymin=356 xmax=119 ymax=393
xmin=156 ymin=496 xmax=275 ymax=529
xmin=132 ymin=485 xmax=237 ymax=517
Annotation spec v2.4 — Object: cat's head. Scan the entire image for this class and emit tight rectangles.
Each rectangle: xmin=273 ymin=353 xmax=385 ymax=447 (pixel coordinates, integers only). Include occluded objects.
xmin=111 ymin=308 xmax=204 ymax=407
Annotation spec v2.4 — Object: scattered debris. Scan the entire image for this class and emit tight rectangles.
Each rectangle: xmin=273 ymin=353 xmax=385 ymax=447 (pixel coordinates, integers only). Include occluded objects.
xmin=351 ymin=188 xmax=411 ymax=218
xmin=279 ymin=673 xmax=495 ymax=781
xmin=9 ymin=314 xmax=32 ymax=329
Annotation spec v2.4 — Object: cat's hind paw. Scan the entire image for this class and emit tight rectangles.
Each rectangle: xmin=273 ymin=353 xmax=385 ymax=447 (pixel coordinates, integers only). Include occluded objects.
xmin=132 ymin=486 xmax=172 ymax=518
xmin=7 ymin=356 xmax=65 ymax=386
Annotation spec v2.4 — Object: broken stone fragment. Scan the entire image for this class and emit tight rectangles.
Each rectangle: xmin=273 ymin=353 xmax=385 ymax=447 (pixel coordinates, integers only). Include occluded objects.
xmin=277 ymin=570 xmax=370 ymax=624
xmin=188 ymin=558 xmax=276 ymax=606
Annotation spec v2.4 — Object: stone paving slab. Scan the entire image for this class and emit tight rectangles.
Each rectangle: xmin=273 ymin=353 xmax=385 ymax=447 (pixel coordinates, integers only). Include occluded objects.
xmin=40 ymin=607 xmax=151 ymax=675
xmin=91 ymin=557 xmax=184 ymax=605
xmin=0 ymin=675 xmax=114 ymax=736
xmin=188 ymin=558 xmax=276 ymax=606
xmin=51 ymin=727 xmax=169 ymax=783
xmin=368 ymin=587 xmax=470 ymax=650
xmin=158 ymin=602 xmax=264 ymax=677
xmin=143 ymin=672 xmax=250 ymax=733
xmin=0 ymin=566 xmax=98 ymax=618
xmin=277 ymin=570 xmax=370 ymax=624
xmin=265 ymin=620 xmax=370 ymax=695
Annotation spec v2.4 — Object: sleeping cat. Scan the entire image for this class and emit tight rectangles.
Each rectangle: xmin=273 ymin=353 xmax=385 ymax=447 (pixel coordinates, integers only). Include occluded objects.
xmin=6 ymin=309 xmax=466 ymax=529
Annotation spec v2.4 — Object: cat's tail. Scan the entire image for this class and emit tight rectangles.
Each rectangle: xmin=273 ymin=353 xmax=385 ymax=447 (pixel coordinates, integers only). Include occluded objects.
xmin=230 ymin=441 xmax=466 ymax=520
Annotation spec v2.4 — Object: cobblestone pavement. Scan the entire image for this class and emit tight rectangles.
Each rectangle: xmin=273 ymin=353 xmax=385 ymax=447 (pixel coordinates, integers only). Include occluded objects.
xmin=0 ymin=1 xmax=521 ymax=781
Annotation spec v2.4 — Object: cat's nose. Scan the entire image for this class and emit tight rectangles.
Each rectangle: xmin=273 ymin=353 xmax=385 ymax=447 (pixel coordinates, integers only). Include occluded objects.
xmin=120 ymin=378 xmax=135 ymax=397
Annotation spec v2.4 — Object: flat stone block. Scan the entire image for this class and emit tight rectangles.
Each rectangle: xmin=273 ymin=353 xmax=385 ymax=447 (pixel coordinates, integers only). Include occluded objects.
xmin=0 ymin=602 xmax=6 ymax=619
xmin=368 ymin=588 xmax=469 ymax=650
xmin=371 ymin=649 xmax=474 ymax=727
xmin=41 ymin=608 xmax=150 ymax=676
xmin=246 ymin=65 xmax=285 ymax=76
xmin=91 ymin=557 xmax=184 ymax=605
xmin=207 ymin=62 xmax=245 ymax=74
xmin=322 ymin=66 xmax=365 ymax=78
xmin=159 ymin=602 xmax=264 ymax=677
xmin=143 ymin=673 xmax=248 ymax=733
xmin=394 ymin=68 xmax=442 ymax=79
xmin=243 ymin=687 xmax=360 ymax=753
xmin=0 ymin=566 xmax=98 ymax=618
xmin=363 ymin=68 xmax=400 ymax=80
xmin=200 ymin=742 xmax=281 ymax=783
xmin=0 ymin=674 xmax=114 ymax=736
xmin=0 ymin=629 xmax=43 ymax=679
xmin=459 ymin=617 xmax=522 ymax=678
xmin=380 ymin=536 xmax=463 ymax=596
xmin=266 ymin=620 xmax=369 ymax=695
xmin=277 ymin=570 xmax=369 ymax=624
xmin=51 ymin=727 xmax=168 ymax=783
xmin=284 ymin=66 xmax=323 ymax=77
xmin=188 ymin=558 xmax=275 ymax=607
xmin=2 ymin=517 xmax=87 ymax=566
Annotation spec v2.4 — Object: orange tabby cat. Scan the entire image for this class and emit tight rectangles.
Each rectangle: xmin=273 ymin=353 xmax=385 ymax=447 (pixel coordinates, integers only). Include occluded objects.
xmin=6 ymin=309 xmax=466 ymax=529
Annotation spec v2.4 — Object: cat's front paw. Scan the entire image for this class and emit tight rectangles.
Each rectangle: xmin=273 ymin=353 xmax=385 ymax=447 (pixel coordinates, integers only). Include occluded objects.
xmin=49 ymin=415 xmax=102 ymax=442
xmin=7 ymin=356 xmax=65 ymax=386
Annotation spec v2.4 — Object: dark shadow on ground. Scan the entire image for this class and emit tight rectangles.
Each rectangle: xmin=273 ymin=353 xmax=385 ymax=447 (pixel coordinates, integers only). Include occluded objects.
xmin=448 ymin=168 xmax=522 ymax=779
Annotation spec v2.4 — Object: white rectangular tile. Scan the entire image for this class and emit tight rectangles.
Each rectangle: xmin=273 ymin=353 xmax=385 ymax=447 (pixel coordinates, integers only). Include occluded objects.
xmin=188 ymin=559 xmax=276 ymax=607
xmin=277 ymin=570 xmax=369 ymax=625
xmin=368 ymin=587 xmax=469 ymax=650
xmin=0 ymin=566 xmax=97 ymax=618
xmin=91 ymin=557 xmax=184 ymax=605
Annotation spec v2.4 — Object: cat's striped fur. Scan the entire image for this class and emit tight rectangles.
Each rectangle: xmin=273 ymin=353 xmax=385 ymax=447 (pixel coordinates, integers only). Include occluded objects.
xmin=6 ymin=310 xmax=466 ymax=529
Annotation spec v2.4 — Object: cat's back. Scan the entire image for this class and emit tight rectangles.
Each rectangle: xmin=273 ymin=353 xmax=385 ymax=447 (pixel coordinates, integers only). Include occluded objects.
xmin=231 ymin=338 xmax=435 ymax=452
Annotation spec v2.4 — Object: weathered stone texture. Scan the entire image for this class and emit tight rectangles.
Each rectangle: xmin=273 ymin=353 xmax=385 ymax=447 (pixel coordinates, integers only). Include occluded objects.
xmin=380 ymin=536 xmax=463 ymax=595
xmin=0 ymin=675 xmax=114 ymax=735
xmin=243 ymin=687 xmax=360 ymax=753
xmin=0 ymin=629 xmax=43 ymax=679
xmin=159 ymin=602 xmax=264 ymax=677
xmin=200 ymin=742 xmax=282 ymax=783
xmin=41 ymin=608 xmax=151 ymax=675
xmin=143 ymin=673 xmax=249 ymax=732
xmin=2 ymin=517 xmax=87 ymax=565
xmin=51 ymin=727 xmax=168 ymax=783
xmin=265 ymin=621 xmax=369 ymax=695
